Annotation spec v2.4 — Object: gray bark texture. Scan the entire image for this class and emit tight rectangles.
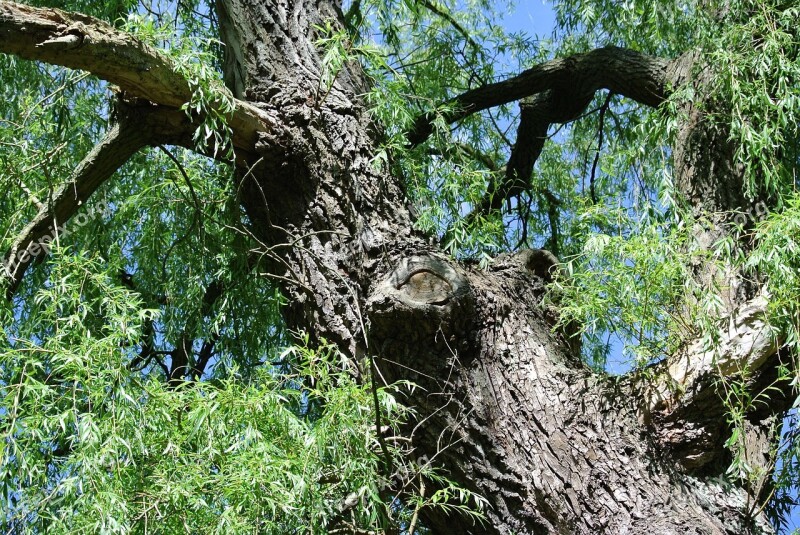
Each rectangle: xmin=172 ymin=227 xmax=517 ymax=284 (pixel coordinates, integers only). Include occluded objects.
xmin=0 ymin=0 xmax=790 ymax=532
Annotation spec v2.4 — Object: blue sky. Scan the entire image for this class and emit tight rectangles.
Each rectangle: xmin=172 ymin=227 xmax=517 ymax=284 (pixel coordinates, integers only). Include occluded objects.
xmin=505 ymin=0 xmax=556 ymax=36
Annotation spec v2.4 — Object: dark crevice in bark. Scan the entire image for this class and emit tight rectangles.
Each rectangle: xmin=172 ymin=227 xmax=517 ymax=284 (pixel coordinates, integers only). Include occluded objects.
xmin=650 ymin=350 xmax=792 ymax=483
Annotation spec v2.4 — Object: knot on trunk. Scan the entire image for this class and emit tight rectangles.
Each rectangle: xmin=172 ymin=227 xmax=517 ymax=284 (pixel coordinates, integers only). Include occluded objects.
xmin=367 ymin=255 xmax=475 ymax=355
xmin=514 ymin=248 xmax=559 ymax=282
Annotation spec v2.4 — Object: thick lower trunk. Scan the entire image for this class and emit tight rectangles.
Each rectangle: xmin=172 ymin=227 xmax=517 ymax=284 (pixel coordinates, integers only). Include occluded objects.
xmin=369 ymin=252 xmax=775 ymax=534
xmin=215 ymin=1 xmax=781 ymax=532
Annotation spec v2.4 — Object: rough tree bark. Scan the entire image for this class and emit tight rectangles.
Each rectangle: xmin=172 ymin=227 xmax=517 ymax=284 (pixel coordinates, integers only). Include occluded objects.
xmin=0 ymin=1 xmax=791 ymax=533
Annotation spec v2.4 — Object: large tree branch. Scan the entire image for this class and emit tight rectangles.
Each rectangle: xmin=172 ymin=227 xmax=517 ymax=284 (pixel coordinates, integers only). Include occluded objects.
xmin=1 ymin=101 xmax=192 ymax=298
xmin=0 ymin=2 xmax=187 ymax=106
xmin=661 ymin=296 xmax=777 ymax=400
xmin=0 ymin=1 xmax=285 ymax=296
xmin=636 ymin=294 xmax=790 ymax=474
xmin=408 ymin=46 xmax=671 ymax=147
xmin=414 ymin=47 xmax=672 ymax=233
xmin=0 ymin=1 xmax=275 ymax=155
xmin=416 ymin=40 xmax=788 ymax=482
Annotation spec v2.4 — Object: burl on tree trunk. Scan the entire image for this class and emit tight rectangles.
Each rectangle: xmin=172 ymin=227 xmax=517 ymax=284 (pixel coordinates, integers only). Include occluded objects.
xmin=0 ymin=0 xmax=790 ymax=532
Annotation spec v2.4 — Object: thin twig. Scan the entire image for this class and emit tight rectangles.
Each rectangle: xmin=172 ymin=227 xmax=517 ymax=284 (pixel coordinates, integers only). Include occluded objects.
xmin=417 ymin=0 xmax=481 ymax=53
xmin=407 ymin=474 xmax=426 ymax=535
xmin=589 ymin=92 xmax=614 ymax=204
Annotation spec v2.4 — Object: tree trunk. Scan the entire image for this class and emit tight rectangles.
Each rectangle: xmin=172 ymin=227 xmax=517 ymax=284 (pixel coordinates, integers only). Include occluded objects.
xmin=212 ymin=1 xmax=785 ymax=533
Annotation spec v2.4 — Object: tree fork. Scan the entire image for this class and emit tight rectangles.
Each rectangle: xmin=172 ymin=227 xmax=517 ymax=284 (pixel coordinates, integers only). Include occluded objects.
xmin=213 ymin=1 xmax=781 ymax=532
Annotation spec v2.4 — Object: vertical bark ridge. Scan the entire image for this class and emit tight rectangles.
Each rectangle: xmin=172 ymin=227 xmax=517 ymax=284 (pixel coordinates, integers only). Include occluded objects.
xmin=217 ymin=0 xmax=425 ymax=357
